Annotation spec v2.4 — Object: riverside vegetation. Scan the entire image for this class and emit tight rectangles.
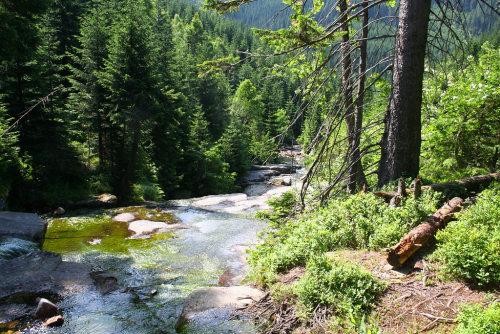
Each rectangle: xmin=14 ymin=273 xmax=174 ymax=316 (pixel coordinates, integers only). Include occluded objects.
xmin=250 ymin=183 xmax=500 ymax=333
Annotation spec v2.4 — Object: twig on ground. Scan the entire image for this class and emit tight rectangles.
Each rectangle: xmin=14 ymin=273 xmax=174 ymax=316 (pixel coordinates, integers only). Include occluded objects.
xmin=413 ymin=292 xmax=443 ymax=311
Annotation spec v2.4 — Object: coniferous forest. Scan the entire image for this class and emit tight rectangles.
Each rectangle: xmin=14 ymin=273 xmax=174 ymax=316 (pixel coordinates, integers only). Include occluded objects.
xmin=0 ymin=0 xmax=303 ymax=210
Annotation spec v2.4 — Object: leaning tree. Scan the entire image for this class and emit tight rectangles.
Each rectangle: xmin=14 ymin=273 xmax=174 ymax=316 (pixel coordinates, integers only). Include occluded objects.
xmin=203 ymin=0 xmax=499 ymax=206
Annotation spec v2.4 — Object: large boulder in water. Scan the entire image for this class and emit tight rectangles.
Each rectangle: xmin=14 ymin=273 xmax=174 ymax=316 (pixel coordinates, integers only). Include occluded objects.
xmin=176 ymin=286 xmax=263 ymax=329
xmin=0 ymin=250 xmax=113 ymax=323
xmin=0 ymin=212 xmax=47 ymax=248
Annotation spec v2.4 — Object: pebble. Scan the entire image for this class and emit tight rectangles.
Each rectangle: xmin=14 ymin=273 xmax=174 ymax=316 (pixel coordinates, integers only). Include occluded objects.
xmin=43 ymin=315 xmax=64 ymax=327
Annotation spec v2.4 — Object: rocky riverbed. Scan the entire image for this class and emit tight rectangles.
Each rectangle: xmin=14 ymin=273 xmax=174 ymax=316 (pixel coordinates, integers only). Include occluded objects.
xmin=0 ymin=161 xmax=304 ymax=333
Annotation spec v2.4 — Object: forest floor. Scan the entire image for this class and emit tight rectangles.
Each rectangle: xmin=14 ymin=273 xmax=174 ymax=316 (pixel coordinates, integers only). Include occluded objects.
xmin=242 ymin=239 xmax=499 ymax=333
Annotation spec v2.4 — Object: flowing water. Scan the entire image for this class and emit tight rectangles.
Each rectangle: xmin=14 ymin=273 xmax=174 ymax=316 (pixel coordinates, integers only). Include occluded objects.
xmin=20 ymin=204 xmax=268 ymax=333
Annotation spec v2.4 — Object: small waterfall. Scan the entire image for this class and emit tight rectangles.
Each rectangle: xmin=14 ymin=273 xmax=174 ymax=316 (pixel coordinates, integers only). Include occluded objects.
xmin=0 ymin=237 xmax=39 ymax=262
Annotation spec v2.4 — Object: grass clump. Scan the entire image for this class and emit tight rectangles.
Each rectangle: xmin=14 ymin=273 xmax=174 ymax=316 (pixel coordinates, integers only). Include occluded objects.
xmin=294 ymin=254 xmax=387 ymax=318
xmin=455 ymin=302 xmax=500 ymax=334
xmin=433 ymin=186 xmax=500 ymax=286
xmin=249 ymin=191 xmax=441 ymax=286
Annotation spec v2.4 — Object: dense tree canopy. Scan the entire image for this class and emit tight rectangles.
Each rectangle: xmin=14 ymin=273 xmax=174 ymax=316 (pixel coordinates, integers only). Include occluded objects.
xmin=0 ymin=0 xmax=302 ymax=209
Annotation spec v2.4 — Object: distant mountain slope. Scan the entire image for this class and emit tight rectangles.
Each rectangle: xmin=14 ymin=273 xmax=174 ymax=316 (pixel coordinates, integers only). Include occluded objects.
xmin=190 ymin=0 xmax=497 ymax=36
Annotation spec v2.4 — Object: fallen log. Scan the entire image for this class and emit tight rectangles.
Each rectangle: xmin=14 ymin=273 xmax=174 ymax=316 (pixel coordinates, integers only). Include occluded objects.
xmin=387 ymin=197 xmax=464 ymax=267
xmin=375 ymin=172 xmax=500 ymax=201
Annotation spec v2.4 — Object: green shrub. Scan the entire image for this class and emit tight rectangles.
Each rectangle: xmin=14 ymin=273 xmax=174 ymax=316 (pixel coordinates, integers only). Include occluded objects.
xmin=455 ymin=302 xmax=500 ymax=334
xmin=433 ymin=187 xmax=500 ymax=286
xmin=293 ymin=254 xmax=387 ymax=317
xmin=248 ymin=191 xmax=441 ymax=286
xmin=131 ymin=183 xmax=164 ymax=202
xmin=255 ymin=190 xmax=297 ymax=226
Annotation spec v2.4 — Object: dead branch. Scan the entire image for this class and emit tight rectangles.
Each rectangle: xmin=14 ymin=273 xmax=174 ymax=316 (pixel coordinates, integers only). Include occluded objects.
xmin=387 ymin=197 xmax=464 ymax=267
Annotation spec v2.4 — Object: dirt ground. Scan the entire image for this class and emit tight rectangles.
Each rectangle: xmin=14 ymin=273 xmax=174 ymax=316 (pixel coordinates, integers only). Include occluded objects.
xmin=345 ymin=249 xmax=497 ymax=333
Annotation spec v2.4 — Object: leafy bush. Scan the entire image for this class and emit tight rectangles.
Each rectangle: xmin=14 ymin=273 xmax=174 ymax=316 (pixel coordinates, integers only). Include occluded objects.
xmin=455 ymin=302 xmax=500 ymax=334
xmin=421 ymin=43 xmax=500 ymax=183
xmin=249 ymin=191 xmax=441 ymax=286
xmin=294 ymin=254 xmax=387 ymax=317
xmin=433 ymin=187 xmax=500 ymax=286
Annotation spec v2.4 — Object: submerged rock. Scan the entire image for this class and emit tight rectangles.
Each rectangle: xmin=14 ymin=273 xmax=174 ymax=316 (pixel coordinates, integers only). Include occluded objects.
xmin=0 ymin=212 xmax=48 ymax=249
xmin=218 ymin=269 xmax=244 ymax=287
xmin=176 ymin=286 xmax=263 ymax=328
xmin=128 ymin=220 xmax=189 ymax=239
xmin=90 ymin=272 xmax=120 ymax=295
xmin=247 ymin=171 xmax=266 ymax=182
xmin=33 ymin=298 xmax=57 ymax=320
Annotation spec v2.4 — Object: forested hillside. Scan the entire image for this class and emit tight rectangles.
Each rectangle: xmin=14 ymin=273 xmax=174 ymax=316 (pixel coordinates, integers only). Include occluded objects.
xmin=0 ymin=0 xmax=302 ymax=210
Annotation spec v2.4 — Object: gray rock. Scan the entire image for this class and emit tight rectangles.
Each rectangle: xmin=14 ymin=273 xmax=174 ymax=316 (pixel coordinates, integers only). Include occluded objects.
xmin=243 ymin=183 xmax=274 ymax=197
xmin=0 ymin=303 xmax=31 ymax=324
xmin=0 ymin=251 xmax=93 ymax=304
xmin=0 ymin=212 xmax=48 ymax=248
xmin=33 ymin=298 xmax=57 ymax=320
xmin=247 ymin=171 xmax=265 ymax=182
xmin=176 ymin=286 xmax=263 ymax=328
xmin=282 ymin=176 xmax=292 ymax=186
xmin=251 ymin=164 xmax=301 ymax=173
xmin=260 ymin=169 xmax=280 ymax=177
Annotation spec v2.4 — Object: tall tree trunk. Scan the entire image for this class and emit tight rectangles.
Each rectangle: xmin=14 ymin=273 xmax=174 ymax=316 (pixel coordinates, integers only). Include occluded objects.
xmin=377 ymin=0 xmax=432 ymax=186
xmin=97 ymin=107 xmax=105 ymax=168
xmin=117 ymin=120 xmax=141 ymax=199
xmin=340 ymin=0 xmax=367 ymax=193
xmin=352 ymin=0 xmax=369 ymax=190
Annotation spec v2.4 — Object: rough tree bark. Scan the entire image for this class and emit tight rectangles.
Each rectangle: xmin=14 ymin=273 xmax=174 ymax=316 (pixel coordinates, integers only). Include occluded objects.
xmin=377 ymin=0 xmax=432 ymax=186
xmin=387 ymin=197 xmax=464 ymax=267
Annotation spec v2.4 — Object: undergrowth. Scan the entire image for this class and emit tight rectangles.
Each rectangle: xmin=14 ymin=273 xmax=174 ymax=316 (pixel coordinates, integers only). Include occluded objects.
xmin=294 ymin=254 xmax=387 ymax=318
xmin=251 ymin=182 xmax=500 ymax=332
xmin=249 ymin=191 xmax=442 ymax=286
xmin=248 ymin=189 xmax=442 ymax=329
xmin=433 ymin=186 xmax=500 ymax=286
xmin=455 ymin=302 xmax=500 ymax=334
